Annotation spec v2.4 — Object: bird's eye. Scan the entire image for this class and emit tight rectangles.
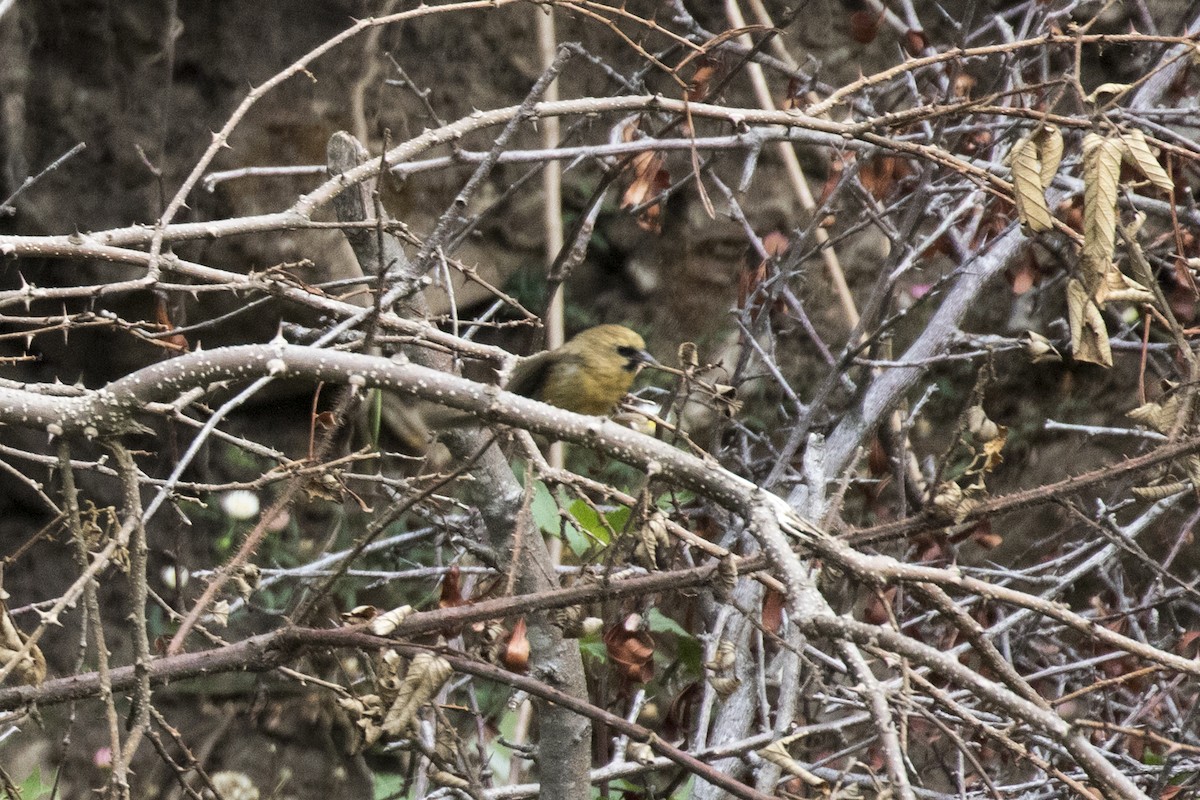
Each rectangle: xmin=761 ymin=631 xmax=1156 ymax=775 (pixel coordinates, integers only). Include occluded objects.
xmin=616 ymin=345 xmax=638 ymax=358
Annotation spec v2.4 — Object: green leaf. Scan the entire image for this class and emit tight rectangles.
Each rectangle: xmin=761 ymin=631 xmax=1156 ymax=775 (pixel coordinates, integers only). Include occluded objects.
xmin=19 ymin=767 xmax=56 ymax=800
xmin=372 ymin=771 xmax=406 ymax=799
xmin=646 ymin=607 xmax=689 ymax=637
xmin=579 ymin=637 xmax=607 ymax=662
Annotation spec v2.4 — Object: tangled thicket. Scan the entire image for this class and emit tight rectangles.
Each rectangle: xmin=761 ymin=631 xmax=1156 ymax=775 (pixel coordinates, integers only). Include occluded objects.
xmin=1 ymin=2 xmax=1199 ymax=799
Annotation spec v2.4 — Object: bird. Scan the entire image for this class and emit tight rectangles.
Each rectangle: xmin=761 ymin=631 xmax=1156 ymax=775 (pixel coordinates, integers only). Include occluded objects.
xmin=506 ymin=324 xmax=657 ymax=415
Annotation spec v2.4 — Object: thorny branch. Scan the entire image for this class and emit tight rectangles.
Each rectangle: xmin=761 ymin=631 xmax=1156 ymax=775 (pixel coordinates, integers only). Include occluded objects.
xmin=2 ymin=3 xmax=1200 ymax=800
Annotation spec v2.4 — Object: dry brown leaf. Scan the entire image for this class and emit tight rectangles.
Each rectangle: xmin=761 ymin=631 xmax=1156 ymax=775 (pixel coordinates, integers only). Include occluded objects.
xmin=1097 ymin=267 xmax=1155 ymax=305
xmin=1067 ymin=277 xmax=1113 ymax=367
xmin=503 ymin=617 xmax=530 ymax=673
xmin=967 ymin=519 xmax=1002 ymax=549
xmin=705 ymin=640 xmax=737 ymax=673
xmin=1081 ymin=134 xmax=1124 ymax=285
xmin=1120 ymin=129 xmax=1174 ymax=193
xmin=633 ymin=511 xmax=671 ymax=570
xmin=1010 ymin=134 xmax=1053 ymax=232
xmin=1020 ymin=330 xmax=1062 ymax=363
xmin=381 ymin=651 xmax=453 ymax=737
xmin=981 ymin=425 xmax=1007 ymax=471
xmin=370 ymin=605 xmax=415 ymax=637
xmin=1037 ymin=125 xmax=1063 ymax=188
xmin=1132 ymin=481 xmax=1191 ymax=500
xmin=708 ymin=676 xmax=741 ymax=698
xmin=931 ymin=481 xmax=967 ymax=523
xmin=0 ymin=600 xmax=45 ymax=687
xmin=762 ymin=586 xmax=785 ymax=634
xmin=439 ymin=564 xmax=466 ymax=609
xmin=758 ymin=740 xmax=826 ymax=786
xmin=604 ymin=614 xmax=655 ymax=683
xmin=1086 ymin=82 xmax=1133 ymax=103
xmin=620 ymin=150 xmax=669 ymax=233
xmin=1128 ymin=398 xmax=1176 ymax=434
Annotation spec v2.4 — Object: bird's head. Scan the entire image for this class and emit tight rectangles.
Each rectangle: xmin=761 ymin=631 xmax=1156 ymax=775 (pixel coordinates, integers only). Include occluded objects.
xmin=568 ymin=324 xmax=658 ymax=375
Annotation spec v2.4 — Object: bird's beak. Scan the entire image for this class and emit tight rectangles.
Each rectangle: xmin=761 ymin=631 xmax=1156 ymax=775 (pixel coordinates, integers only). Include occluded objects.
xmin=636 ymin=350 xmax=659 ymax=368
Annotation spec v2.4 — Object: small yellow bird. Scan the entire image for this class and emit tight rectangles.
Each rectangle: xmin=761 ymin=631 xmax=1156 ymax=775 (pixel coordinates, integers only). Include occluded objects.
xmin=507 ymin=325 xmax=657 ymax=415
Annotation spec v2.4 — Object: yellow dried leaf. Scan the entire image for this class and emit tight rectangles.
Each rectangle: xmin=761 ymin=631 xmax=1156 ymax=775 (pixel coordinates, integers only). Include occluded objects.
xmin=1120 ymin=129 xmax=1173 ymax=193
xmin=0 ymin=601 xmax=45 ymax=687
xmin=1127 ymin=394 xmax=1179 ymax=434
xmin=758 ymin=740 xmax=826 ymax=786
xmin=1132 ymin=482 xmax=1190 ymax=500
xmin=1081 ymin=134 xmax=1124 ymax=284
xmin=1067 ymin=277 xmax=1112 ymax=367
xmin=981 ymin=424 xmax=1007 ymax=471
xmin=1085 ymin=82 xmax=1132 ymax=104
xmin=931 ymin=481 xmax=966 ymax=522
xmin=370 ymin=605 xmax=415 ymax=637
xmin=706 ymin=639 xmax=738 ymax=672
xmin=1011 ymin=135 xmax=1053 ymax=232
xmin=1036 ymin=125 xmax=1063 ymax=189
xmin=627 ymin=742 xmax=656 ymax=765
xmin=708 ymin=675 xmax=742 ymax=698
xmin=382 ymin=651 xmax=453 ymax=737
xmin=1096 ymin=267 xmax=1154 ymax=305
xmin=430 ymin=771 xmax=470 ymax=790
xmin=1020 ymin=330 xmax=1062 ymax=363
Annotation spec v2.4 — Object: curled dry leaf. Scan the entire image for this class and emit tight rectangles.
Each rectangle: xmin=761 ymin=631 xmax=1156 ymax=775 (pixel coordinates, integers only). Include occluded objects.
xmin=620 ymin=149 xmax=670 ymax=233
xmin=626 ymin=741 xmax=657 ymax=765
xmin=705 ymin=639 xmax=737 ymax=672
xmin=758 ymin=740 xmax=826 ymax=786
xmin=430 ymin=770 xmax=470 ymax=790
xmin=708 ymin=675 xmax=741 ymax=699
xmin=503 ymin=617 xmax=530 ymax=673
xmin=339 ymin=693 xmax=386 ymax=750
xmin=0 ymin=600 xmax=45 ymax=687
xmin=1037 ymin=125 xmax=1063 ymax=189
xmin=931 ymin=481 xmax=964 ymax=522
xmin=381 ymin=650 xmax=453 ymax=737
xmin=980 ymin=426 xmax=1007 ymax=472
xmin=1120 ymin=129 xmax=1173 ymax=193
xmin=604 ymin=614 xmax=655 ymax=683
xmin=1185 ymin=455 xmax=1200 ymax=488
xmin=709 ymin=383 xmax=743 ymax=418
xmin=343 ymin=605 xmax=379 ymax=624
xmin=1096 ymin=267 xmax=1155 ymax=306
xmin=205 ymin=600 xmax=231 ymax=628
xmin=1020 ymin=331 xmax=1062 ymax=363
xmin=232 ymin=563 xmax=260 ymax=601
xmin=1010 ymin=134 xmax=1054 ymax=232
xmin=964 ymin=405 xmax=999 ymax=443
xmin=439 ymin=564 xmax=466 ymax=609
xmin=1085 ymin=82 xmax=1133 ymax=104
xmin=633 ymin=511 xmax=671 ymax=570
xmin=1132 ymin=481 xmax=1191 ymax=500
xmin=1128 ymin=394 xmax=1181 ymax=435
xmin=1066 ymin=277 xmax=1113 ymax=367
xmin=930 ymin=482 xmax=982 ymax=524
xmin=369 ymin=604 xmax=415 ymax=637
